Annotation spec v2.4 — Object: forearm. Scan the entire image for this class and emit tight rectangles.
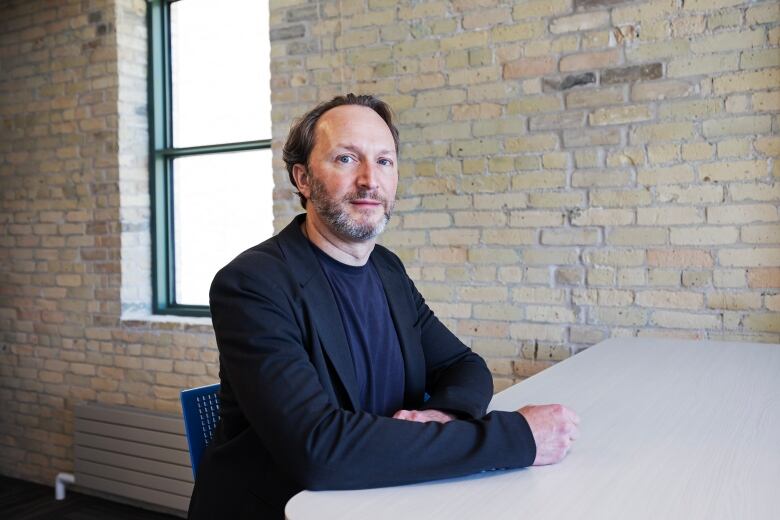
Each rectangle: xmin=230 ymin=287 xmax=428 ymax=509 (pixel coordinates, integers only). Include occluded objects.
xmin=297 ymin=410 xmax=536 ymax=490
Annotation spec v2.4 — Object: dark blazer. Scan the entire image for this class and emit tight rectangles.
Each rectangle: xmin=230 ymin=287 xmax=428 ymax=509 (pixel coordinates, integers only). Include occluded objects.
xmin=188 ymin=215 xmax=536 ymax=519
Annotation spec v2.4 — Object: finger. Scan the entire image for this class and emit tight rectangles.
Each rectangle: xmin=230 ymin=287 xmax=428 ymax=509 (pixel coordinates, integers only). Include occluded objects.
xmin=563 ymin=406 xmax=581 ymax=425
xmin=393 ymin=410 xmax=411 ymax=420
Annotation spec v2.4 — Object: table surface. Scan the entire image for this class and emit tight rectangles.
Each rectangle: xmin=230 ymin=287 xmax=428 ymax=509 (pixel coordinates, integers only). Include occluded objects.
xmin=285 ymin=337 xmax=780 ymax=519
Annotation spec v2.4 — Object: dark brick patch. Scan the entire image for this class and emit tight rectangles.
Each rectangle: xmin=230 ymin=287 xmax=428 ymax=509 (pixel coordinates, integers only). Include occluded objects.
xmin=601 ymin=63 xmax=662 ymax=84
xmin=270 ymin=24 xmax=306 ymax=41
xmin=575 ymin=0 xmax=637 ymax=8
xmin=543 ymin=72 xmax=596 ymax=91
xmin=286 ymin=4 xmax=319 ymax=22
xmin=288 ymin=40 xmax=320 ymax=55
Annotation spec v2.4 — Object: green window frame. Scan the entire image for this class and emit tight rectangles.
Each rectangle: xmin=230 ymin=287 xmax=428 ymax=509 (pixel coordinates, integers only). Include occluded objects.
xmin=147 ymin=0 xmax=271 ymax=316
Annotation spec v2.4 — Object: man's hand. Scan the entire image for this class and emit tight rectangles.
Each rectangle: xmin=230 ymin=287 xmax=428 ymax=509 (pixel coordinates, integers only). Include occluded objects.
xmin=518 ymin=404 xmax=580 ymax=466
xmin=393 ymin=409 xmax=455 ymax=424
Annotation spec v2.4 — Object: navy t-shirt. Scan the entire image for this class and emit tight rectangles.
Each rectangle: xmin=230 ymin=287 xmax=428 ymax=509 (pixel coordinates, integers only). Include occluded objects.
xmin=311 ymin=244 xmax=405 ymax=417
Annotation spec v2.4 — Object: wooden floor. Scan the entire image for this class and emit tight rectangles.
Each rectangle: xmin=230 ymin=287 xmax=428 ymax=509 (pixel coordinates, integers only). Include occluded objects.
xmin=0 ymin=475 xmax=182 ymax=520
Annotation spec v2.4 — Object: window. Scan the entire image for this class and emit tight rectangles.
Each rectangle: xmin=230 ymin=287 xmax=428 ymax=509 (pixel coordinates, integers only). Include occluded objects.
xmin=148 ymin=0 xmax=274 ymax=315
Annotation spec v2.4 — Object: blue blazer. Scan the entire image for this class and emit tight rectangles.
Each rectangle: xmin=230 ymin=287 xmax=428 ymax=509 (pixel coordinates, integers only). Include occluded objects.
xmin=188 ymin=214 xmax=535 ymax=519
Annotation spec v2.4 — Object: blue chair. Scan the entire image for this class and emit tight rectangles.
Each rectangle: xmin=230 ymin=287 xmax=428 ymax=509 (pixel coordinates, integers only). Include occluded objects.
xmin=180 ymin=383 xmax=221 ymax=478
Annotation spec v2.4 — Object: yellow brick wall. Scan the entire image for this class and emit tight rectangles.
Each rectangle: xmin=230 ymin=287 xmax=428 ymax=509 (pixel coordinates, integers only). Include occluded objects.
xmin=0 ymin=0 xmax=219 ymax=485
xmin=0 ymin=0 xmax=778 ymax=487
xmin=269 ymin=0 xmax=780 ymax=390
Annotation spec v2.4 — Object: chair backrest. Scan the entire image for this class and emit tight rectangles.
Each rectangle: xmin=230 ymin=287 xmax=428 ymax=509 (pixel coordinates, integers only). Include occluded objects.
xmin=180 ymin=383 xmax=220 ymax=478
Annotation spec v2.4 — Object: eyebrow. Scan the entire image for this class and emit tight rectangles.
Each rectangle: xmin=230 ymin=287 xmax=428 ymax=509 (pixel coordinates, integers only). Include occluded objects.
xmin=335 ymin=144 xmax=396 ymax=156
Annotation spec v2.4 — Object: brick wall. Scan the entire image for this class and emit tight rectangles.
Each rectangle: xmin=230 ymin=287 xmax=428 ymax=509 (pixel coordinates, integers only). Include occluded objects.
xmin=0 ymin=0 xmax=218 ymax=485
xmin=0 ymin=0 xmax=778 ymax=487
xmin=269 ymin=0 xmax=780 ymax=389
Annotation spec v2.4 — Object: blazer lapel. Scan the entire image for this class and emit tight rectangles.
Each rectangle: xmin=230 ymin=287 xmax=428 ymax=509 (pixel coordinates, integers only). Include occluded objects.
xmin=276 ymin=215 xmax=360 ymax=411
xmin=372 ymin=255 xmax=426 ymax=408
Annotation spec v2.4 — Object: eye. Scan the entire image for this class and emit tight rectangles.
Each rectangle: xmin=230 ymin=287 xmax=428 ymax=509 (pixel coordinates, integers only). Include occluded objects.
xmin=378 ymin=158 xmax=394 ymax=166
xmin=337 ymin=155 xmax=355 ymax=164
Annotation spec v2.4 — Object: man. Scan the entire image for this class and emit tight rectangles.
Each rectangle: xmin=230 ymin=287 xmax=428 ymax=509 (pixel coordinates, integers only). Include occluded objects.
xmin=188 ymin=94 xmax=579 ymax=519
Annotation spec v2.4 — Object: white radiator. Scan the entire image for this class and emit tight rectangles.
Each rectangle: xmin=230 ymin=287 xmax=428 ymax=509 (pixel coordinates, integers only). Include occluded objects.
xmin=73 ymin=403 xmax=193 ymax=513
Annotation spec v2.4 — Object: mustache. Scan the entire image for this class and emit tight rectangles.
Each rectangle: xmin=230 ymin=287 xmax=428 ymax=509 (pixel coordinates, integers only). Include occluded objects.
xmin=344 ymin=190 xmax=388 ymax=203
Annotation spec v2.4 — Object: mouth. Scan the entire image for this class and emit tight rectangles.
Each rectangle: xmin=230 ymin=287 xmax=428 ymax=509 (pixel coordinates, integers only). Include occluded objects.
xmin=349 ymin=199 xmax=383 ymax=208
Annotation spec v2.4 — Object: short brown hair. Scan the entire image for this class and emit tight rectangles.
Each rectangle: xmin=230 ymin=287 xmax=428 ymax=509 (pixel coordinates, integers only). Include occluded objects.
xmin=282 ymin=94 xmax=400 ymax=208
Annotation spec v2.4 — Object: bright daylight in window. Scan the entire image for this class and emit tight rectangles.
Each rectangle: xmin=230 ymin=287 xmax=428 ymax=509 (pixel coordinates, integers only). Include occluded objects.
xmin=169 ymin=0 xmax=273 ymax=306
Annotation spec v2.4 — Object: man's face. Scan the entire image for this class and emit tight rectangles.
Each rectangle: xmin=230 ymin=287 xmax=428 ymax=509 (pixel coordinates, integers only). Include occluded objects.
xmin=299 ymin=105 xmax=398 ymax=242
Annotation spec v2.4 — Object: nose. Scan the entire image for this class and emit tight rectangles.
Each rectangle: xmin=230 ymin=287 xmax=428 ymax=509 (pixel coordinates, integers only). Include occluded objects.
xmin=356 ymin=161 xmax=379 ymax=190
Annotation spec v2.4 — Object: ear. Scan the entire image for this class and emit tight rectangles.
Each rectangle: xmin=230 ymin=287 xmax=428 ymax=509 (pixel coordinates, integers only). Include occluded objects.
xmin=292 ymin=163 xmax=311 ymax=200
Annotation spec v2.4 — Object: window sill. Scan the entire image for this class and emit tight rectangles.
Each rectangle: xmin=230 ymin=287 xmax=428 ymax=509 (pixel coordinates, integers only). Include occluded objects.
xmin=120 ymin=312 xmax=213 ymax=329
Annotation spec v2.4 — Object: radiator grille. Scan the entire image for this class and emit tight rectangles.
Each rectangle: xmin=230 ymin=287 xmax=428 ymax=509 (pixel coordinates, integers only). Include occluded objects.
xmin=74 ymin=403 xmax=193 ymax=512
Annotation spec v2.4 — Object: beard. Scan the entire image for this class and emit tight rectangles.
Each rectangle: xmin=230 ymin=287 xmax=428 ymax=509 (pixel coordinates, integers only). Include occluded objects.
xmin=307 ymin=174 xmax=394 ymax=242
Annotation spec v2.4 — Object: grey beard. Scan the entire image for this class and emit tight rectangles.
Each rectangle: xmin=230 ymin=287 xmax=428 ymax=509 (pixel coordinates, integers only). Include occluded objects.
xmin=309 ymin=179 xmax=392 ymax=242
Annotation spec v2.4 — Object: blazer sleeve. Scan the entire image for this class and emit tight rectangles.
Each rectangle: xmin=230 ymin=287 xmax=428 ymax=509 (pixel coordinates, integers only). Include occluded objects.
xmin=210 ymin=257 xmax=536 ymax=492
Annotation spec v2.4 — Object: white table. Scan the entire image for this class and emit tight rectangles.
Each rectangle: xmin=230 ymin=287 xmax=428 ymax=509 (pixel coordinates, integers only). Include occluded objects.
xmin=286 ymin=337 xmax=780 ymax=519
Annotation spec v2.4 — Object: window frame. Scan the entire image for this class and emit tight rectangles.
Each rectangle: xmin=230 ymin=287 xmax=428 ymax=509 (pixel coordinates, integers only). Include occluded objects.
xmin=147 ymin=0 xmax=272 ymax=316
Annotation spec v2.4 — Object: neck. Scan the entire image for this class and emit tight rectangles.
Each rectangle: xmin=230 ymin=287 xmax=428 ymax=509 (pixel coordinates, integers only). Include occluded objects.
xmin=303 ymin=210 xmax=375 ymax=266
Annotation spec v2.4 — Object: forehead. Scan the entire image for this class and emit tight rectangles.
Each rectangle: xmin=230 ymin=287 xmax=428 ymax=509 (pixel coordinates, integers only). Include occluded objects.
xmin=313 ymin=105 xmax=395 ymax=151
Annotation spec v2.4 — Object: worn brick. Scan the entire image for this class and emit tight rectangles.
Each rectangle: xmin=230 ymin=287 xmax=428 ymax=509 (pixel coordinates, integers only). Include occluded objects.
xmin=571 ymin=208 xmax=633 ymax=226
xmin=651 ymin=310 xmax=721 ymax=329
xmin=631 ymin=122 xmax=695 ymax=144
xmin=523 ymin=247 xmax=580 ymax=265
xmin=491 ymin=20 xmax=546 ymax=42
xmin=746 ymin=3 xmax=780 ymax=24
xmin=720 ymin=248 xmax=780 ymax=267
xmin=707 ymin=293 xmax=763 ymax=311
xmin=730 ymin=182 xmax=780 ymax=202
xmin=504 ymin=56 xmax=557 ymax=79
xmin=529 ymin=191 xmax=585 ymax=209
xmin=632 ymin=80 xmax=694 ymax=102
xmin=752 ymin=92 xmax=780 ymax=112
xmin=713 ymin=69 xmax=780 ymax=95
xmin=609 ymin=227 xmax=667 ymax=246
xmin=513 ymin=0 xmax=572 ymax=19
xmin=638 ymin=165 xmax=695 ymax=186
xmin=748 ymin=268 xmax=780 ymax=288
xmin=589 ymin=105 xmax=652 ymax=126
xmin=699 ymin=160 xmax=767 ymax=182
xmin=713 ymin=269 xmax=746 ymax=288
xmin=591 ymin=307 xmax=647 ymax=327
xmin=638 ymin=207 xmax=703 ymax=225
xmin=708 ymin=204 xmax=778 ymax=225
xmin=481 ymin=229 xmax=536 ymax=245
xmin=550 ymin=12 xmax=609 ymax=34
xmin=742 ymin=313 xmax=780 ymax=333
xmin=541 ymin=228 xmax=600 ymax=246
xmin=670 ymin=227 xmax=739 ymax=246
xmin=658 ymin=100 xmax=723 ymax=120
xmin=508 ymin=95 xmax=562 ymax=114
xmin=564 ymin=128 xmax=621 ymax=147
xmin=560 ymin=49 xmax=620 ymax=72
xmin=626 ymin=40 xmax=690 ymax=62
xmin=691 ymin=29 xmax=766 ymax=54
xmin=636 ymin=290 xmax=703 ymax=309
xmin=468 ymin=247 xmax=521 ymax=264
xmin=525 ymin=36 xmax=579 ymax=58
xmin=573 ymin=169 xmax=631 ymax=188
xmin=590 ymin=189 xmax=653 ymax=208
xmin=441 ymin=31 xmax=489 ymax=51
xmin=702 ymin=116 xmax=772 ymax=138
xmin=742 ymin=225 xmax=780 ymax=245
